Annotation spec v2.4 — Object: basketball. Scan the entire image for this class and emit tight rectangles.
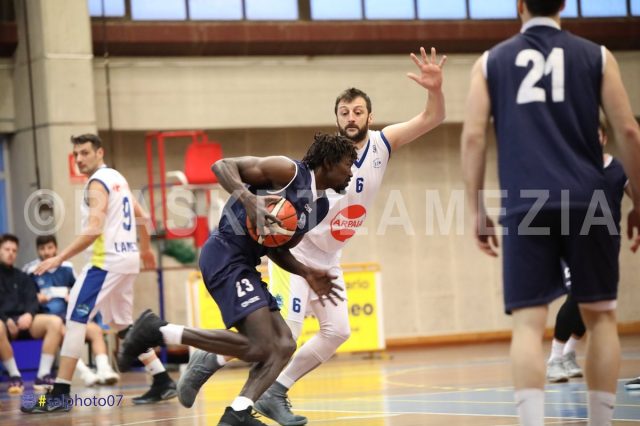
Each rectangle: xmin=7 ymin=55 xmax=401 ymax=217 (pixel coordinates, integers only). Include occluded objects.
xmin=246 ymin=197 xmax=298 ymax=247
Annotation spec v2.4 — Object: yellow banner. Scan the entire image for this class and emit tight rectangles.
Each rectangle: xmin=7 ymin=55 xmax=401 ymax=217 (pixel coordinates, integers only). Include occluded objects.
xmin=186 ymin=263 xmax=384 ymax=353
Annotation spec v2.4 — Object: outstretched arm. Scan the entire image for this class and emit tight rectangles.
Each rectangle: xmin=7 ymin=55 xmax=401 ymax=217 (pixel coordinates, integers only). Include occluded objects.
xmin=461 ymin=56 xmax=498 ymax=257
xmin=33 ymin=180 xmax=108 ymax=275
xmin=382 ymin=47 xmax=447 ymax=151
xmin=601 ymin=48 xmax=640 ymax=252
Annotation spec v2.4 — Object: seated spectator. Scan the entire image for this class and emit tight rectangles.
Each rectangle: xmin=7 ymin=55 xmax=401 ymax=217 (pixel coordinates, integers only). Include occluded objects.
xmin=0 ymin=234 xmax=63 ymax=394
xmin=24 ymin=235 xmax=119 ymax=386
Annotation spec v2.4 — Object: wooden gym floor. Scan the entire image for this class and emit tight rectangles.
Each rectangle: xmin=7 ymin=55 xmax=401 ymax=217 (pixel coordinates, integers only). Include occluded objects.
xmin=2 ymin=335 xmax=640 ymax=425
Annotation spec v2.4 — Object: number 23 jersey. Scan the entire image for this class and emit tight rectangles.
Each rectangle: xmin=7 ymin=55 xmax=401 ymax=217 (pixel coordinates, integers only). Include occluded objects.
xmin=82 ymin=166 xmax=140 ymax=273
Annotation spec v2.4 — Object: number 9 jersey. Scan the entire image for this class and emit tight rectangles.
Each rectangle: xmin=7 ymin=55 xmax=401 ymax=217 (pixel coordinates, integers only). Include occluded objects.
xmin=81 ymin=166 xmax=140 ymax=274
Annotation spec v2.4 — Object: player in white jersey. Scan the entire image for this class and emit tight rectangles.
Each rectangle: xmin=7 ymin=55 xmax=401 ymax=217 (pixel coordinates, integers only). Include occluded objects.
xmin=22 ymin=134 xmax=177 ymax=414
xmin=177 ymin=47 xmax=447 ymax=425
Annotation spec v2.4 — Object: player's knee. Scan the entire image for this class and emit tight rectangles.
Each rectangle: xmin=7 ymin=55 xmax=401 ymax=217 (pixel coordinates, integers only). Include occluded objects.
xmin=47 ymin=315 xmax=64 ymax=333
xmin=279 ymin=334 xmax=297 ymax=359
xmin=322 ymin=322 xmax=351 ymax=345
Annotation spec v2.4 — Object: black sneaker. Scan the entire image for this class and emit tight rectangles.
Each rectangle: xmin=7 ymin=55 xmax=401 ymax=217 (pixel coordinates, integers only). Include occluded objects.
xmin=132 ymin=380 xmax=178 ymax=405
xmin=218 ymin=406 xmax=268 ymax=426
xmin=117 ymin=309 xmax=167 ymax=372
xmin=21 ymin=392 xmax=72 ymax=414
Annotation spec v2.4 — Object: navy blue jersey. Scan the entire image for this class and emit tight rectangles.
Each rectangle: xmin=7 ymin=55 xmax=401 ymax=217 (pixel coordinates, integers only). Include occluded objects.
xmin=485 ymin=18 xmax=606 ymax=219
xmin=604 ymin=156 xmax=628 ymax=231
xmin=207 ymin=159 xmax=330 ymax=273
xmin=23 ymin=260 xmax=75 ymax=316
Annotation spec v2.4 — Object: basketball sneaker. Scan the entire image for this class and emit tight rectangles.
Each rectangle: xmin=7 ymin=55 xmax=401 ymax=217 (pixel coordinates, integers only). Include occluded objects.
xmin=132 ymin=376 xmax=177 ymax=405
xmin=33 ymin=374 xmax=55 ymax=392
xmin=254 ymin=382 xmax=308 ymax=425
xmin=7 ymin=376 xmax=24 ymax=395
xmin=561 ymin=351 xmax=583 ymax=378
xmin=546 ymin=357 xmax=569 ymax=383
xmin=117 ymin=309 xmax=166 ymax=372
xmin=177 ymin=349 xmax=223 ymax=408
xmin=218 ymin=406 xmax=268 ymax=426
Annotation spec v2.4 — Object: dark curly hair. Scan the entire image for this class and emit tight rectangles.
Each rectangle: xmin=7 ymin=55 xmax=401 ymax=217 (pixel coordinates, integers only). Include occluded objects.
xmin=302 ymin=133 xmax=357 ymax=170
xmin=334 ymin=88 xmax=372 ymax=115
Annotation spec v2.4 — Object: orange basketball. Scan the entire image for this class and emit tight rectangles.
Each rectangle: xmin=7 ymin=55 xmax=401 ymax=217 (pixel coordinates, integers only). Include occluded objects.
xmin=246 ymin=198 xmax=298 ymax=247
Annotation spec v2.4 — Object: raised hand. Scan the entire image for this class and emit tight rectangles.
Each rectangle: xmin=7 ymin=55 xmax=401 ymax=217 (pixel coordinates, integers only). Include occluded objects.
xmin=407 ymin=46 xmax=447 ymax=92
xmin=304 ymin=267 xmax=344 ymax=307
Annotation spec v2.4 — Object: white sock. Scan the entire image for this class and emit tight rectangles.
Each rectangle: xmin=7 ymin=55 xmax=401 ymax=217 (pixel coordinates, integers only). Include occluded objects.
xmin=54 ymin=377 xmax=71 ymax=385
xmin=160 ymin=324 xmax=184 ymax=345
xmin=514 ymin=388 xmax=544 ymax=426
xmin=95 ymin=354 xmax=112 ymax=372
xmin=140 ymin=356 xmax=166 ymax=376
xmin=2 ymin=357 xmax=21 ymax=377
xmin=587 ymin=390 xmax=615 ymax=426
xmin=216 ymin=354 xmax=228 ymax=367
xmin=563 ymin=336 xmax=579 ymax=356
xmin=37 ymin=353 xmax=55 ymax=379
xmin=230 ymin=396 xmax=253 ymax=411
xmin=75 ymin=359 xmax=92 ymax=375
xmin=549 ymin=339 xmax=565 ymax=362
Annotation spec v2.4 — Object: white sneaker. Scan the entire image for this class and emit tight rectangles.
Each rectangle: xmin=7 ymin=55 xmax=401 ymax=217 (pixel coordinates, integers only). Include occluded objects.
xmin=97 ymin=368 xmax=120 ymax=385
xmin=546 ymin=357 xmax=569 ymax=383
xmin=562 ymin=351 xmax=583 ymax=378
xmin=80 ymin=369 xmax=100 ymax=387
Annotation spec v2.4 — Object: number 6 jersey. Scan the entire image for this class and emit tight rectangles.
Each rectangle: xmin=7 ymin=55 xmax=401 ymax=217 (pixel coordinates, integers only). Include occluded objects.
xmin=81 ymin=166 xmax=140 ymax=274
xmin=291 ymin=130 xmax=391 ymax=263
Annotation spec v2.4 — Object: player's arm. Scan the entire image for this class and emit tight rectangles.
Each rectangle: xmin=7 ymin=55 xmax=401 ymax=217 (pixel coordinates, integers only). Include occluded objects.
xmin=601 ymin=48 xmax=640 ymax=252
xmin=461 ymin=56 xmax=499 ymax=257
xmin=133 ymin=198 xmax=156 ymax=269
xmin=382 ymin=47 xmax=447 ymax=151
xmin=212 ymin=156 xmax=296 ymax=228
xmin=266 ymin=247 xmax=343 ymax=306
xmin=33 ymin=180 xmax=108 ymax=275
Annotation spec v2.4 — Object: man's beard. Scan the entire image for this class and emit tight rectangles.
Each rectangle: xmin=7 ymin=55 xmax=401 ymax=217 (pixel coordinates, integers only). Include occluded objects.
xmin=338 ymin=124 xmax=369 ymax=143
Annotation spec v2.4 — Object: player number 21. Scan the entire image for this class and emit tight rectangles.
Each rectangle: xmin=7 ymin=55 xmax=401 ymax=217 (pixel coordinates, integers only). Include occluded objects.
xmin=236 ymin=278 xmax=254 ymax=297
xmin=516 ymin=47 xmax=564 ymax=104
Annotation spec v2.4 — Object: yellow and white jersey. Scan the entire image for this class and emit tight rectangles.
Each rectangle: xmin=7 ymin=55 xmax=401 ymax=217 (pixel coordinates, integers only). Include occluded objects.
xmin=81 ymin=166 xmax=140 ymax=274
xmin=293 ymin=130 xmax=391 ymax=261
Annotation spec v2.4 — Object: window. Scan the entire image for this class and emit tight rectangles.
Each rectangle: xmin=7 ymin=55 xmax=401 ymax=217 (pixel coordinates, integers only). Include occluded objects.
xmin=581 ymin=0 xmax=627 ymax=17
xmin=311 ymin=0 xmax=362 ymax=20
xmin=417 ymin=0 xmax=466 ymax=19
xmin=632 ymin=0 xmax=640 ymax=16
xmin=560 ymin=0 xmax=579 ymax=18
xmin=245 ymin=0 xmax=298 ymax=20
xmin=469 ymin=0 xmax=516 ymax=19
xmin=131 ymin=0 xmax=187 ymax=20
xmin=365 ymin=0 xmax=415 ymax=20
xmin=189 ymin=0 xmax=243 ymax=20
xmin=88 ymin=0 xmax=126 ymax=17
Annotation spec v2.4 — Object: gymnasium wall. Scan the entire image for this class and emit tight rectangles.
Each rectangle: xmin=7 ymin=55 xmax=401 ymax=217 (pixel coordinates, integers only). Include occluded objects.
xmin=2 ymin=50 xmax=639 ymax=340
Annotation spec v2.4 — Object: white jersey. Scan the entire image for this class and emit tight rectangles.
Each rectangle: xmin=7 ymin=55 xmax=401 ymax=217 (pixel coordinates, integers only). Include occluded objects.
xmin=82 ymin=166 xmax=140 ymax=274
xmin=292 ymin=130 xmax=391 ymax=263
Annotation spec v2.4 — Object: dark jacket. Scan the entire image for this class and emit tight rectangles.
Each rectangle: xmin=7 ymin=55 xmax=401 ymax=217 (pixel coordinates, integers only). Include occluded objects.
xmin=0 ymin=263 xmax=39 ymax=321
